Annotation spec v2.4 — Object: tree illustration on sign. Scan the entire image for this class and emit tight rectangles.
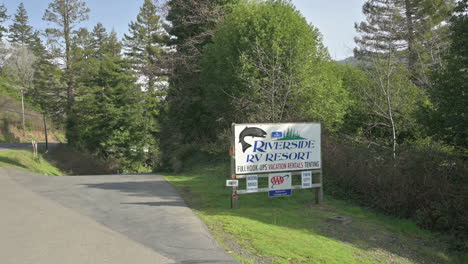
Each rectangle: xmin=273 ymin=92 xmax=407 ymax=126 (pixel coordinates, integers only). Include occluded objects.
xmin=276 ymin=128 xmax=306 ymax=141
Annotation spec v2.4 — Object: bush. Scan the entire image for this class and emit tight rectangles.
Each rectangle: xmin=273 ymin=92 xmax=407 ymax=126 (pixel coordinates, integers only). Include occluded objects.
xmin=323 ymin=136 xmax=468 ymax=250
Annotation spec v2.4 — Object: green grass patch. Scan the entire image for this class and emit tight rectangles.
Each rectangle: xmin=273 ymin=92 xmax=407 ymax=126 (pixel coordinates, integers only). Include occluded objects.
xmin=163 ymin=161 xmax=464 ymax=264
xmin=0 ymin=149 xmax=63 ymax=176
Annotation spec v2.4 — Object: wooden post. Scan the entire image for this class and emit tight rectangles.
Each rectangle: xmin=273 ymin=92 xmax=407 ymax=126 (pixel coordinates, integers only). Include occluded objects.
xmin=315 ymin=124 xmax=324 ymax=204
xmin=315 ymin=170 xmax=323 ymax=204
xmin=32 ymin=140 xmax=38 ymax=159
xmin=231 ymin=186 xmax=239 ymax=209
xmin=231 ymin=123 xmax=239 ymax=209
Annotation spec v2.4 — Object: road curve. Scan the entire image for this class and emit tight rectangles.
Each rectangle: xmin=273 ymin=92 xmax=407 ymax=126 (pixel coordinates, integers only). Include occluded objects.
xmin=0 ymin=167 xmax=238 ymax=264
xmin=0 ymin=142 xmax=62 ymax=152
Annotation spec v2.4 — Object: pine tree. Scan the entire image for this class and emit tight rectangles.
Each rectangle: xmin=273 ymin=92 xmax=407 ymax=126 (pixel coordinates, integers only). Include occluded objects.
xmin=162 ymin=0 xmax=237 ymax=145
xmin=355 ymin=0 xmax=455 ymax=85
xmin=74 ymin=57 xmax=147 ymax=170
xmin=104 ymin=30 xmax=122 ymax=58
xmin=424 ymin=0 xmax=468 ymax=149
xmin=30 ymin=30 xmax=47 ymax=57
xmin=124 ymin=0 xmax=168 ymax=165
xmin=43 ymin=0 xmax=90 ymax=70
xmin=32 ymin=59 xmax=66 ymax=123
xmin=124 ymin=0 xmax=167 ymax=93
xmin=9 ymin=3 xmax=46 ymax=57
xmin=9 ymin=3 xmax=34 ymax=45
xmin=0 ymin=4 xmax=8 ymax=41
xmin=43 ymin=0 xmax=90 ymax=143
xmin=90 ymin=23 xmax=108 ymax=59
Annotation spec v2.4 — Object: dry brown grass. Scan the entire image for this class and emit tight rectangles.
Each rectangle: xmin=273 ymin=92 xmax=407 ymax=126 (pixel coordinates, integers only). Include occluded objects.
xmin=0 ymin=94 xmax=64 ymax=143
xmin=44 ymin=145 xmax=118 ymax=175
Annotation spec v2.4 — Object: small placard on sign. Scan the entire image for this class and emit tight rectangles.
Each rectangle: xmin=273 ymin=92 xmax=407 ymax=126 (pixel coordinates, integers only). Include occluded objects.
xmin=226 ymin=180 xmax=239 ymax=187
xmin=302 ymin=171 xmax=313 ymax=188
xmin=246 ymin=175 xmax=258 ymax=193
xmin=269 ymin=189 xmax=292 ymax=197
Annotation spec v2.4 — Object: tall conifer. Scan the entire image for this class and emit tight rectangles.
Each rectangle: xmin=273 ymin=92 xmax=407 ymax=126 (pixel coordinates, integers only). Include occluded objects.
xmin=124 ymin=0 xmax=167 ymax=93
xmin=9 ymin=3 xmax=34 ymax=45
xmin=355 ymin=0 xmax=455 ymax=85
xmin=43 ymin=0 xmax=90 ymax=144
xmin=0 ymin=4 xmax=8 ymax=41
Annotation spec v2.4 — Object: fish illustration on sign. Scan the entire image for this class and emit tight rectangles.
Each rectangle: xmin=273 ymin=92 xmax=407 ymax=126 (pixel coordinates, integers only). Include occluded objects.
xmin=239 ymin=127 xmax=267 ymax=152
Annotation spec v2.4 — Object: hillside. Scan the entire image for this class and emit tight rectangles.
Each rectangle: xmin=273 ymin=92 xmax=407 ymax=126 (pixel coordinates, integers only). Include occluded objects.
xmin=0 ymin=93 xmax=64 ymax=143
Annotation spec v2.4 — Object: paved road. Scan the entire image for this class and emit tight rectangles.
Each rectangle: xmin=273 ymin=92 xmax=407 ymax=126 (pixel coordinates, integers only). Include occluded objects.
xmin=0 ymin=142 xmax=61 ymax=152
xmin=0 ymin=167 xmax=238 ymax=264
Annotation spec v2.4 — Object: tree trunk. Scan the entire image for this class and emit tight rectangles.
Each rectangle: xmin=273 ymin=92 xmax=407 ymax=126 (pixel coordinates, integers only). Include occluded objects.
xmin=404 ymin=0 xmax=416 ymax=73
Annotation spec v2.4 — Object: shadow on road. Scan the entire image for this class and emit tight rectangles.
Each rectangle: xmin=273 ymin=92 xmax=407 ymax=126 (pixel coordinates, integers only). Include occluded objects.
xmin=82 ymin=180 xmax=183 ymax=202
xmin=122 ymin=201 xmax=186 ymax=207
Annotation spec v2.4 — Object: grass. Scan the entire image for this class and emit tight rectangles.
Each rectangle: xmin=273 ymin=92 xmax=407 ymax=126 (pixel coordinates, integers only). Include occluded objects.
xmin=0 ymin=149 xmax=63 ymax=176
xmin=163 ymin=160 xmax=467 ymax=264
xmin=0 ymin=145 xmax=118 ymax=176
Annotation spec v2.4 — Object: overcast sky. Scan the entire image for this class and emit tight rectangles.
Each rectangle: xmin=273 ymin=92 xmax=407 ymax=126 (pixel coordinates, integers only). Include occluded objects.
xmin=2 ymin=0 xmax=366 ymax=60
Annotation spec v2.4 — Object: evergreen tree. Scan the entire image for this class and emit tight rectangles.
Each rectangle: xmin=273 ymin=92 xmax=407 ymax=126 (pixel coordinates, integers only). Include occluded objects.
xmin=90 ymin=22 xmax=108 ymax=59
xmin=43 ymin=0 xmax=90 ymax=143
xmin=124 ymin=0 xmax=167 ymax=93
xmin=0 ymin=4 xmax=8 ymax=41
xmin=74 ymin=57 xmax=147 ymax=171
xmin=8 ymin=3 xmax=34 ymax=45
xmin=124 ymin=0 xmax=168 ymax=166
xmin=32 ymin=59 xmax=66 ymax=123
xmin=355 ymin=0 xmax=455 ymax=85
xmin=30 ymin=30 xmax=47 ymax=57
xmin=162 ymin=0 xmax=238 ymax=147
xmin=104 ymin=30 xmax=122 ymax=58
xmin=423 ymin=0 xmax=468 ymax=149
xmin=43 ymin=0 xmax=90 ymax=70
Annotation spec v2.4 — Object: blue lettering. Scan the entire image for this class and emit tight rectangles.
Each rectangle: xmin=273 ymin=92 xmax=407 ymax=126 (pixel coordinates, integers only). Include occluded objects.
xmin=297 ymin=152 xmax=305 ymax=160
xmin=253 ymin=141 xmax=266 ymax=152
xmin=266 ymin=153 xmax=274 ymax=161
xmin=291 ymin=141 xmax=298 ymax=149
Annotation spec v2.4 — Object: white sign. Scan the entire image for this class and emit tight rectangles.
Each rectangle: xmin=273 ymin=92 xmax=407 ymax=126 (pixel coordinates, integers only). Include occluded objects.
xmin=246 ymin=175 xmax=258 ymax=193
xmin=234 ymin=123 xmax=321 ymax=174
xmin=269 ymin=172 xmax=292 ymax=191
xmin=301 ymin=171 xmax=313 ymax=188
xmin=226 ymin=180 xmax=239 ymax=187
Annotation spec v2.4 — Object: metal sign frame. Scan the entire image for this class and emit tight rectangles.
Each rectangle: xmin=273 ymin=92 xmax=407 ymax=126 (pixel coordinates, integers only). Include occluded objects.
xmin=230 ymin=123 xmax=323 ymax=209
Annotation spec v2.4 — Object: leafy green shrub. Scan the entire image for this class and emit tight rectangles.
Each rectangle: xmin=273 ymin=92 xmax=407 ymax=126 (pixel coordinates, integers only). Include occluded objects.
xmin=323 ymin=135 xmax=468 ymax=250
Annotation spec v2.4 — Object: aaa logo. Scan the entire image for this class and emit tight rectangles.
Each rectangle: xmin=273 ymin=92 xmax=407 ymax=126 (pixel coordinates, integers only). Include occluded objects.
xmin=270 ymin=175 xmax=289 ymax=188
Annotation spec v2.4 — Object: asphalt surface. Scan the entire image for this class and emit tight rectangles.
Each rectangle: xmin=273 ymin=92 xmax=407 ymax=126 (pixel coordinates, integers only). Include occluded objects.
xmin=0 ymin=167 xmax=238 ymax=264
xmin=0 ymin=142 xmax=61 ymax=152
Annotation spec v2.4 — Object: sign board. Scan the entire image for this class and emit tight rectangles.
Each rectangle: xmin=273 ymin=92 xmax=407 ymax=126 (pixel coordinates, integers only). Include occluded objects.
xmin=269 ymin=189 xmax=292 ymax=197
xmin=226 ymin=180 xmax=239 ymax=187
xmin=246 ymin=175 xmax=258 ymax=193
xmin=233 ymin=123 xmax=321 ymax=174
xmin=301 ymin=171 xmax=313 ymax=188
xmin=268 ymin=172 xmax=292 ymax=197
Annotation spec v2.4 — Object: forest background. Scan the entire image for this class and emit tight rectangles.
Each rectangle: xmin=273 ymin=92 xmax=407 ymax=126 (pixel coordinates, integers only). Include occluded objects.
xmin=0 ymin=0 xmax=466 ymax=251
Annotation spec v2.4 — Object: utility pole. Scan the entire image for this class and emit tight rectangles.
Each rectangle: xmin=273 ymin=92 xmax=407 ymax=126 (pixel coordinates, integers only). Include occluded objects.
xmin=43 ymin=113 xmax=48 ymax=152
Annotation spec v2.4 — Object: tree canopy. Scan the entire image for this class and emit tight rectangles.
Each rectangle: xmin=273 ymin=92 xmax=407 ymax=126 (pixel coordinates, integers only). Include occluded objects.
xmin=202 ymin=0 xmax=349 ymax=131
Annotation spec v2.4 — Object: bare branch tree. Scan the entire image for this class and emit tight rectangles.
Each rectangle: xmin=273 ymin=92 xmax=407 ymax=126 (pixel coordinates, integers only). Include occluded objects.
xmin=233 ymin=43 xmax=304 ymax=123
xmin=3 ymin=45 xmax=37 ymax=135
